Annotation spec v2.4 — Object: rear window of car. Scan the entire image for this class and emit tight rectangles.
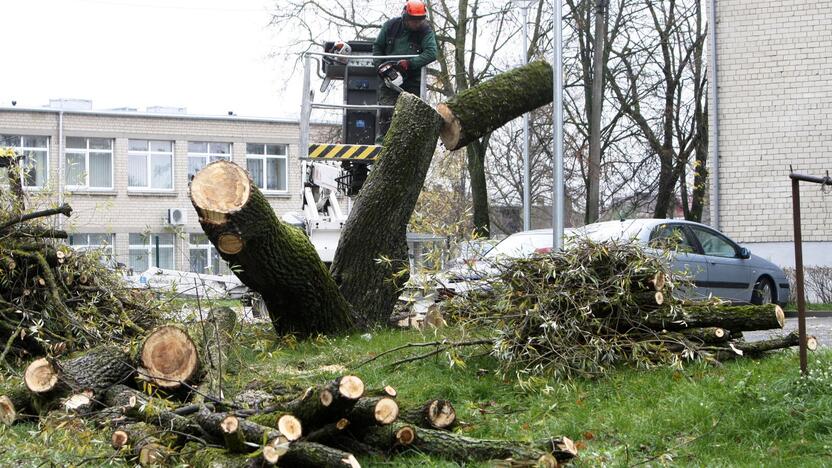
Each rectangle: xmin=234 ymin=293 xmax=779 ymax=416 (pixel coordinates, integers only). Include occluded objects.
xmin=649 ymin=224 xmax=696 ymax=252
xmin=486 ymin=233 xmax=552 ymax=259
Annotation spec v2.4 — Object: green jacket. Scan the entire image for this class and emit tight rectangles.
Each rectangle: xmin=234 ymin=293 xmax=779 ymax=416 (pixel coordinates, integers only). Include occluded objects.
xmin=373 ymin=17 xmax=438 ymax=93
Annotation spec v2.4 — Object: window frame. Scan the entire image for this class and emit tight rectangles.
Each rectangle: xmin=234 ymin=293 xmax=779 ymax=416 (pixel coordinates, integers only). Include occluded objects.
xmin=245 ymin=143 xmax=289 ymax=194
xmin=686 ymin=225 xmax=741 ymax=259
xmin=188 ymin=233 xmax=225 ymax=275
xmin=65 ymin=137 xmax=114 ymax=191
xmin=128 ymin=233 xmax=176 ymax=272
xmin=127 ymin=139 xmax=175 ymax=192
xmin=68 ymin=233 xmax=115 ymax=256
xmin=187 ymin=141 xmax=232 ymax=180
xmin=0 ymin=134 xmax=50 ymax=189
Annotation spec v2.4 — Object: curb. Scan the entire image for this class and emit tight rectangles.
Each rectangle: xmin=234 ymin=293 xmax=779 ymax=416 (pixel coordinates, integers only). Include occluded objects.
xmin=784 ymin=310 xmax=832 ymax=318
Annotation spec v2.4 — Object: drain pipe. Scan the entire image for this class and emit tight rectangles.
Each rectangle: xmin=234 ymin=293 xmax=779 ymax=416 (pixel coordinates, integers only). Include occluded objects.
xmin=708 ymin=0 xmax=720 ymax=230
xmin=57 ymin=110 xmax=64 ymax=229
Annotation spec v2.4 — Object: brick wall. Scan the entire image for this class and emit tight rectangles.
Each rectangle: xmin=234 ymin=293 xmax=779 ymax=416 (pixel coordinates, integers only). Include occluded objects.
xmin=713 ymin=0 xmax=832 ymax=243
xmin=0 ymin=109 xmax=337 ymax=271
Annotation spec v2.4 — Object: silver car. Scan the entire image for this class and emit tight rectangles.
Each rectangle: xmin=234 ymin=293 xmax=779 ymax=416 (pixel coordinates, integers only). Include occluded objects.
xmin=574 ymin=219 xmax=790 ymax=306
xmin=439 ymin=219 xmax=790 ymax=306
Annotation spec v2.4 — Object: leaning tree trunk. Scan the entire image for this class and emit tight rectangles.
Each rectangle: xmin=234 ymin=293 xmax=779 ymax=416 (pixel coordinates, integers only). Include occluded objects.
xmin=190 ymin=160 xmax=356 ymax=336
xmin=331 ymin=93 xmax=444 ymax=326
xmin=436 ymin=60 xmax=554 ymax=151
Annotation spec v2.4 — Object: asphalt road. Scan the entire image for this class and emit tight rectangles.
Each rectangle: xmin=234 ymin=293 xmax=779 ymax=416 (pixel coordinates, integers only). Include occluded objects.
xmin=744 ymin=315 xmax=832 ymax=347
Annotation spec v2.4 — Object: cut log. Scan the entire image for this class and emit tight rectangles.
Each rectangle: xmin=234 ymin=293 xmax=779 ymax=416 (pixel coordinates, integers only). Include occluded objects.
xmin=346 ymin=396 xmax=398 ymax=427
xmin=138 ymin=325 xmax=199 ymax=389
xmin=280 ymin=441 xmax=361 ymax=468
xmin=400 ymin=399 xmax=456 ymax=430
xmin=195 ymin=408 xmax=300 ymax=449
xmin=103 ymin=385 xmax=210 ymax=444
xmin=183 ymin=441 xmax=281 ymax=467
xmin=436 ymin=61 xmax=553 ymax=151
xmin=304 ymin=418 xmax=350 ymax=444
xmin=249 ymin=376 xmax=362 ymax=434
xmin=190 ymin=160 xmax=356 ymax=336
xmin=679 ymin=327 xmax=730 ymax=344
xmin=707 ymin=331 xmax=817 ymax=361
xmin=361 ymin=422 xmax=573 ymax=466
xmin=23 ymin=345 xmax=133 ymax=409
xmin=355 ymin=422 xmax=417 ymax=450
xmin=111 ymin=422 xmax=177 ymax=466
xmin=639 ymin=304 xmax=785 ymax=332
xmin=331 ymin=93 xmax=445 ymax=326
xmin=0 ymin=386 xmax=32 ymax=426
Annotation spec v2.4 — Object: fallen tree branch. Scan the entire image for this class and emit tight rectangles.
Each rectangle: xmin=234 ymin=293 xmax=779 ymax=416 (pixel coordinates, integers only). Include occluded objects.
xmin=0 ymin=203 xmax=73 ymax=232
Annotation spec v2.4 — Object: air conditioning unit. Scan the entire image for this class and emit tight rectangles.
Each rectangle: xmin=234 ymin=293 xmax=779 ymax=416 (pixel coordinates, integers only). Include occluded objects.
xmin=168 ymin=208 xmax=188 ymax=225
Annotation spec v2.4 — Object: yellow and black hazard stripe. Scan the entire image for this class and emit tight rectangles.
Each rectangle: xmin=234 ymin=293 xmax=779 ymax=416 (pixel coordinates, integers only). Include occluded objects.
xmin=305 ymin=143 xmax=382 ymax=161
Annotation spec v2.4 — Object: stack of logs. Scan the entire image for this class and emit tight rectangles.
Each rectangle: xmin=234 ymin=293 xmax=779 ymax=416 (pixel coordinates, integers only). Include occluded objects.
xmin=0 ymin=307 xmax=578 ymax=467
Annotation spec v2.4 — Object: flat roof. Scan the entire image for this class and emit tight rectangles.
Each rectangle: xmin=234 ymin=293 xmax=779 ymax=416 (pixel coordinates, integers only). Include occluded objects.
xmin=0 ymin=106 xmax=338 ymax=126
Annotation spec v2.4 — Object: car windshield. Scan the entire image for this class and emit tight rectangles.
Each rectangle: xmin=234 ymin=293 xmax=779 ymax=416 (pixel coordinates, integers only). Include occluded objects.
xmin=485 ymin=232 xmax=552 ymax=259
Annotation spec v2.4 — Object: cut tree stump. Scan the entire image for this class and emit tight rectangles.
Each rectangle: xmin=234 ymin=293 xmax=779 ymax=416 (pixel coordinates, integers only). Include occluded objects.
xmin=331 ymin=93 xmax=444 ymax=326
xmin=436 ymin=60 xmax=553 ymax=151
xmin=138 ymin=325 xmax=199 ymax=389
xmin=190 ymin=160 xmax=356 ymax=336
xmin=400 ymin=399 xmax=456 ymax=430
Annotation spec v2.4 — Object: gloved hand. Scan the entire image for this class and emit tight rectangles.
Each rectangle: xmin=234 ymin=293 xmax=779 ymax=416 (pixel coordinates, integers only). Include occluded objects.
xmin=397 ymin=59 xmax=410 ymax=71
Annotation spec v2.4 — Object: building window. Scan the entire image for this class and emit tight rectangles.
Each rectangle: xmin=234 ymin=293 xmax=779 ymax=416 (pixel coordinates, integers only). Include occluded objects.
xmin=0 ymin=134 xmax=49 ymax=188
xmin=68 ymin=233 xmax=114 ymax=256
xmin=246 ymin=143 xmax=287 ymax=192
xmin=187 ymin=142 xmax=231 ymax=179
xmin=128 ymin=233 xmax=175 ymax=272
xmin=65 ymin=137 xmax=113 ymax=190
xmin=128 ymin=140 xmax=173 ymax=190
xmin=189 ymin=233 xmax=225 ymax=274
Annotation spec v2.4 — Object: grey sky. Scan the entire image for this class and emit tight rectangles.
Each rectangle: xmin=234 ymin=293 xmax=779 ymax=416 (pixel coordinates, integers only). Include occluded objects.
xmin=0 ymin=0 xmax=298 ymax=118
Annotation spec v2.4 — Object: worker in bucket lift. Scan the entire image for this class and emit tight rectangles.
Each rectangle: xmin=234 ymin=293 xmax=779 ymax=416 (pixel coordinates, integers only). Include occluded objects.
xmin=373 ymin=0 xmax=437 ymax=144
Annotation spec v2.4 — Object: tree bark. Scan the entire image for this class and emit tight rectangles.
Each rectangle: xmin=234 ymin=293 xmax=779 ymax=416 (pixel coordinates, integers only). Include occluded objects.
xmin=399 ymin=399 xmax=456 ymax=430
xmin=587 ymin=0 xmax=608 ymax=224
xmin=707 ymin=331 xmax=817 ymax=361
xmin=331 ymin=93 xmax=444 ymax=326
xmin=191 ymin=160 xmax=356 ymax=336
xmin=467 ymin=138 xmax=491 ymax=238
xmin=280 ymin=441 xmax=360 ymax=468
xmin=639 ymin=304 xmax=785 ymax=333
xmin=345 ymin=396 xmax=398 ymax=427
xmin=24 ymin=345 xmax=133 ymax=397
xmin=436 ymin=61 xmax=554 ymax=151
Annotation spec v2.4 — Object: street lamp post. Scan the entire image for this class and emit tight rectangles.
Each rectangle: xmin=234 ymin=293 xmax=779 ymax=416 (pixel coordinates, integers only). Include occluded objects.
xmin=552 ymin=0 xmax=564 ymax=249
xmin=521 ymin=0 xmax=532 ymax=231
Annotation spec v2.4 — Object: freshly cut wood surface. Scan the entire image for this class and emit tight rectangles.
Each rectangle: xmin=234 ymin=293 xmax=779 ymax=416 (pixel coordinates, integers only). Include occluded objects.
xmin=140 ymin=326 xmax=199 ymax=388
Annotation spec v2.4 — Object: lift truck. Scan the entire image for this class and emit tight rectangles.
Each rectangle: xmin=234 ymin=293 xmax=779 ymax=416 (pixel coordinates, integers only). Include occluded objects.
xmin=283 ymin=41 xmax=427 ymax=263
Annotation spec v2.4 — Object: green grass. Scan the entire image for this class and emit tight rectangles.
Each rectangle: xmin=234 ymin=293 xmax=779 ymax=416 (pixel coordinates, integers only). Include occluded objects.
xmin=3 ymin=325 xmax=832 ymax=467
xmin=785 ymin=303 xmax=832 ymax=312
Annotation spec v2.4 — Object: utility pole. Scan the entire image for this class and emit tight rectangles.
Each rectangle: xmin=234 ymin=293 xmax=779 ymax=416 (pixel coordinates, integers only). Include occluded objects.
xmin=552 ymin=0 xmax=564 ymax=249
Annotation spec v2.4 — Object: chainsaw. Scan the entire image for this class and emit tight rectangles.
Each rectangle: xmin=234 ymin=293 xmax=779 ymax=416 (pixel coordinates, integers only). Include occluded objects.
xmin=377 ymin=61 xmax=406 ymax=93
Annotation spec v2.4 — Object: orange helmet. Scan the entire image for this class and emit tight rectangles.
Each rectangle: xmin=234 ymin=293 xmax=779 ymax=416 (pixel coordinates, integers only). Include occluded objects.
xmin=403 ymin=1 xmax=427 ymax=19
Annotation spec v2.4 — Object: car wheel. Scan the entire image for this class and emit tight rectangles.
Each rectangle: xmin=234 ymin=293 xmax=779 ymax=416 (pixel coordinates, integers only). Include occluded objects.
xmin=751 ymin=277 xmax=775 ymax=305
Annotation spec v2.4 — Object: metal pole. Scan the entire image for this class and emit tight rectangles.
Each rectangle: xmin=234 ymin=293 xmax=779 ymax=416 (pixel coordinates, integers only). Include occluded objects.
xmin=420 ymin=67 xmax=427 ymax=100
xmin=552 ymin=0 xmax=564 ymax=249
xmin=299 ymin=55 xmax=312 ymax=159
xmin=708 ymin=0 xmax=721 ymax=230
xmin=790 ymin=177 xmax=808 ymax=375
xmin=522 ymin=1 xmax=531 ymax=231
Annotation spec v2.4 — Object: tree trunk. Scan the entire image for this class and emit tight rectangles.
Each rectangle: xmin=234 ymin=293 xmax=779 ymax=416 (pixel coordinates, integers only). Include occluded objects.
xmin=183 ymin=441 xmax=282 ymax=467
xmin=345 ymin=396 xmax=398 ymax=427
xmin=467 ymin=139 xmax=491 ymax=238
xmin=331 ymin=93 xmax=444 ymax=326
xmin=707 ymin=331 xmax=817 ymax=361
xmin=194 ymin=409 xmax=298 ymax=449
xmin=640 ymin=304 xmax=785 ymax=333
xmin=0 ymin=386 xmax=31 ymax=426
xmin=436 ymin=61 xmax=554 ymax=151
xmin=587 ymin=0 xmax=608 ymax=224
xmin=190 ymin=160 xmax=356 ymax=336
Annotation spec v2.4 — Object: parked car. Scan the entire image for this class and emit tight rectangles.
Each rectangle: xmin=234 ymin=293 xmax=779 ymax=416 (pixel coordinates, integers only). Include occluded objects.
xmin=438 ymin=219 xmax=790 ymax=306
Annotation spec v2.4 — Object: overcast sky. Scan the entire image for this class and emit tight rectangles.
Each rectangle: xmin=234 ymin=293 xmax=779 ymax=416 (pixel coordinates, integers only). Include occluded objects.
xmin=0 ymin=0 xmax=303 ymax=118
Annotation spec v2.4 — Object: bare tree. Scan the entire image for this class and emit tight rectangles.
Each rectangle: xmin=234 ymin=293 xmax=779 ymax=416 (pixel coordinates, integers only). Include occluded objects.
xmin=605 ymin=0 xmax=708 ymax=219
